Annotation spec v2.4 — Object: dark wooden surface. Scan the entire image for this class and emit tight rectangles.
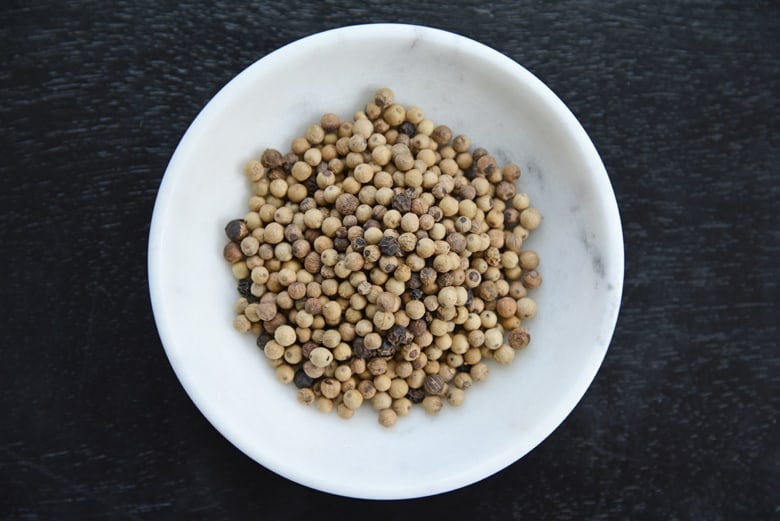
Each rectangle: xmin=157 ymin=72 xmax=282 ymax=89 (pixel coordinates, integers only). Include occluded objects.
xmin=2 ymin=1 xmax=777 ymax=519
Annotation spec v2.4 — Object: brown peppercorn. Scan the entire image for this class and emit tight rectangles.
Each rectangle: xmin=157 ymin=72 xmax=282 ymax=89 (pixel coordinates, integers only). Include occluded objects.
xmin=508 ymin=327 xmax=531 ymax=349
xmin=445 ymin=232 xmax=467 ymax=254
xmin=256 ymin=301 xmax=278 ymax=321
xmin=335 ymin=193 xmax=359 ymax=215
xmin=496 ymin=296 xmax=517 ymax=318
xmin=522 ymin=270 xmax=543 ymax=289
xmin=261 ymin=148 xmax=284 ymax=168
xmin=320 ymin=112 xmax=340 ymax=132
xmin=223 ymin=242 xmax=243 ymax=263
xmin=495 ymin=181 xmax=517 ymax=201
xmin=423 ymin=374 xmax=445 ymax=396
xmin=431 ymin=125 xmax=452 ymax=145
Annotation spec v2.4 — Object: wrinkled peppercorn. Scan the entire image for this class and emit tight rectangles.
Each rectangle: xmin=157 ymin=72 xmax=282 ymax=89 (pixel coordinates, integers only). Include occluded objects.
xmin=399 ymin=121 xmax=417 ymax=136
xmin=387 ymin=325 xmax=412 ymax=346
xmin=376 ymin=339 xmax=397 ymax=357
xmin=407 ymin=388 xmax=425 ymax=404
xmin=424 ymin=374 xmax=445 ymax=395
xmin=407 ymin=272 xmax=422 ymax=290
xmin=379 ymin=236 xmax=401 ymax=256
xmin=408 ymin=288 xmax=424 ymax=301
xmin=261 ymin=148 xmax=283 ymax=168
xmin=237 ymin=278 xmax=252 ymax=298
xmin=392 ymin=193 xmax=411 ymax=213
xmin=351 ymin=237 xmax=367 ymax=252
xmin=352 ymin=337 xmax=375 ymax=359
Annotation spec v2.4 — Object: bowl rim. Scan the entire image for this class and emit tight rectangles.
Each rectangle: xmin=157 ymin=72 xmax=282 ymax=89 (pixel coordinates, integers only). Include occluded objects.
xmin=148 ymin=22 xmax=625 ymax=499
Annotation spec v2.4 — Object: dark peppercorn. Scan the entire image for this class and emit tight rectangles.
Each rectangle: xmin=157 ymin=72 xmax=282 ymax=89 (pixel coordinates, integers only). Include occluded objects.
xmin=237 ymin=278 xmax=252 ymax=298
xmin=392 ymin=193 xmax=412 ymax=213
xmin=351 ymin=237 xmax=367 ymax=252
xmin=376 ymin=339 xmax=397 ymax=357
xmin=304 ymin=176 xmax=318 ymax=195
xmin=334 ymin=237 xmax=350 ymax=252
xmin=352 ymin=337 xmax=376 ymax=359
xmin=438 ymin=272 xmax=455 ymax=287
xmin=407 ymin=388 xmax=425 ymax=404
xmin=465 ymin=289 xmax=474 ymax=306
xmin=407 ymin=272 xmax=422 ymax=290
xmin=387 ymin=325 xmax=413 ymax=346
xmin=293 ymin=368 xmax=315 ymax=389
xmin=282 ymin=152 xmax=298 ymax=172
xmin=379 ymin=236 xmax=401 ymax=256
xmin=255 ymin=333 xmax=271 ymax=349
xmin=225 ymin=219 xmax=249 ymax=242
xmin=409 ymin=288 xmax=424 ymax=301
xmin=399 ymin=121 xmax=417 ymax=136
xmin=267 ymin=167 xmax=286 ymax=180
xmin=504 ymin=208 xmax=520 ymax=228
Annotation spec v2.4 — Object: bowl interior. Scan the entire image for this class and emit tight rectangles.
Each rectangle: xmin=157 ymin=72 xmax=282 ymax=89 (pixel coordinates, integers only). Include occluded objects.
xmin=148 ymin=24 xmax=623 ymax=499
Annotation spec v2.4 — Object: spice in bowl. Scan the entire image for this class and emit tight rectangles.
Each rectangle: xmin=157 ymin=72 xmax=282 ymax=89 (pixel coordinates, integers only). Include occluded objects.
xmin=222 ymin=88 xmax=542 ymax=426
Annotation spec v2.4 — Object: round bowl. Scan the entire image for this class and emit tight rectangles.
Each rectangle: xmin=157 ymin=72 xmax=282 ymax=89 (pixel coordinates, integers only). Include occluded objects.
xmin=148 ymin=23 xmax=624 ymax=499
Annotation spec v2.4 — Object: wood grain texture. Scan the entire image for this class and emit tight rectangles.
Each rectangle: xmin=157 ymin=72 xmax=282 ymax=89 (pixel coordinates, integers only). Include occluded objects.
xmin=1 ymin=1 xmax=777 ymax=519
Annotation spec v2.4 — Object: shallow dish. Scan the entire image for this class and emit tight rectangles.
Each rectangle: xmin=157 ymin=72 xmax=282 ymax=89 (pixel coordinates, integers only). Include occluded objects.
xmin=148 ymin=23 xmax=623 ymax=499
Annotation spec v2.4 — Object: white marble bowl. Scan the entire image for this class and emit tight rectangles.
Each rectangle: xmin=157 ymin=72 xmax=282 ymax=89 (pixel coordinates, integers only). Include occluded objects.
xmin=148 ymin=24 xmax=623 ymax=499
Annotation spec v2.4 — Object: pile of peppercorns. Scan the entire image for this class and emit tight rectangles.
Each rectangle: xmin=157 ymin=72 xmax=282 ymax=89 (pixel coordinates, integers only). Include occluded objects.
xmin=222 ymin=88 xmax=541 ymax=427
